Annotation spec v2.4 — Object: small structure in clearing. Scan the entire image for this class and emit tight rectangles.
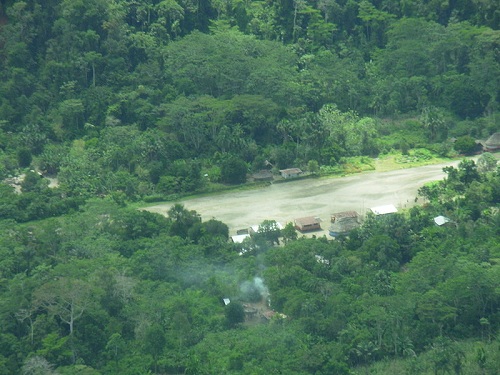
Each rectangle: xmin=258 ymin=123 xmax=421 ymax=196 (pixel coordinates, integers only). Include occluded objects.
xmin=231 ymin=234 xmax=251 ymax=243
xmin=434 ymin=215 xmax=453 ymax=227
xmin=370 ymin=204 xmax=398 ymax=216
xmin=249 ymin=222 xmax=284 ymax=236
xmin=482 ymin=132 xmax=500 ymax=152
xmin=279 ymin=168 xmax=303 ymax=179
xmin=294 ymin=216 xmax=321 ymax=232
xmin=252 ymin=170 xmax=274 ymax=182
xmin=329 ymin=211 xmax=360 ymax=237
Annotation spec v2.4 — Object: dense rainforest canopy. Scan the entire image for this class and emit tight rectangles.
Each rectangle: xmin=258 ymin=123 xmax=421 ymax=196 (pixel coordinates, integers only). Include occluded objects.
xmin=0 ymin=0 xmax=499 ymax=198
xmin=0 ymin=0 xmax=499 ymax=374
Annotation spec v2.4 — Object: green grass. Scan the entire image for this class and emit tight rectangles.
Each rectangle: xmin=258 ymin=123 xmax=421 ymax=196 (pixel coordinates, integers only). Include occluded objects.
xmin=375 ymin=150 xmax=450 ymax=172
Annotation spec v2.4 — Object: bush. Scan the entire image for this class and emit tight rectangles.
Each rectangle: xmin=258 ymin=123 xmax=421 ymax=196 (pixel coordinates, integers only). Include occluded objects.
xmin=225 ymin=302 xmax=245 ymax=327
xmin=205 ymin=165 xmax=221 ymax=183
xmin=142 ymin=195 xmax=165 ymax=203
xmin=454 ymin=136 xmax=479 ymax=155
xmin=17 ymin=148 xmax=32 ymax=168
xmin=307 ymin=160 xmax=319 ymax=174
xmin=220 ymin=157 xmax=247 ymax=184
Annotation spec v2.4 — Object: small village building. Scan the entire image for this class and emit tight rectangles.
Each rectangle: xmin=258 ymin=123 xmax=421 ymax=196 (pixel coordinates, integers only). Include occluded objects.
xmin=249 ymin=222 xmax=284 ymax=236
xmin=252 ymin=170 xmax=274 ymax=182
xmin=483 ymin=132 xmax=500 ymax=152
xmin=279 ymin=168 xmax=303 ymax=179
xmin=222 ymin=298 xmax=231 ymax=306
xmin=434 ymin=215 xmax=453 ymax=227
xmin=294 ymin=216 xmax=321 ymax=232
xmin=231 ymin=234 xmax=251 ymax=243
xmin=370 ymin=204 xmax=398 ymax=216
xmin=329 ymin=211 xmax=360 ymax=236
xmin=243 ymin=304 xmax=258 ymax=319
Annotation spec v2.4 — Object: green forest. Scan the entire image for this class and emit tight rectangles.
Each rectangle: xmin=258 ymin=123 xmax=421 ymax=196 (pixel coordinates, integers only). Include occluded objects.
xmin=0 ymin=0 xmax=499 ymax=374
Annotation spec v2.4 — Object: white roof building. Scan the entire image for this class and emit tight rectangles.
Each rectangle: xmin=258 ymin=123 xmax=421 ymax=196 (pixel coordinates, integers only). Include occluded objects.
xmin=370 ymin=204 xmax=398 ymax=216
xmin=249 ymin=222 xmax=284 ymax=234
xmin=434 ymin=215 xmax=451 ymax=226
xmin=231 ymin=234 xmax=251 ymax=243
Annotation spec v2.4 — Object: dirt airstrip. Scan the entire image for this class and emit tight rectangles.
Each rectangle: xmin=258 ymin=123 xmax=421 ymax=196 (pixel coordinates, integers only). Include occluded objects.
xmin=144 ymin=160 xmax=465 ymax=237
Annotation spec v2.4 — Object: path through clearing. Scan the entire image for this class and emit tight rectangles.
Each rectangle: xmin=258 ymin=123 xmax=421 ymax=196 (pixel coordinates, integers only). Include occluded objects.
xmin=145 ymin=160 xmax=463 ymax=236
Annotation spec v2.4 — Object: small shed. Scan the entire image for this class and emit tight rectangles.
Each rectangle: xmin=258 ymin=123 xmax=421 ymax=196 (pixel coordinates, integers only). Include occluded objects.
xmin=231 ymin=234 xmax=251 ymax=243
xmin=294 ymin=216 xmax=321 ymax=232
xmin=329 ymin=211 xmax=360 ymax=236
xmin=434 ymin=215 xmax=452 ymax=227
xmin=370 ymin=204 xmax=398 ymax=216
xmin=483 ymin=132 xmax=500 ymax=152
xmin=279 ymin=168 xmax=303 ymax=179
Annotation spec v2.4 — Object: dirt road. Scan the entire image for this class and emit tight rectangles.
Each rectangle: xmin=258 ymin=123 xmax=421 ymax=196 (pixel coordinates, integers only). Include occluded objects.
xmin=145 ymin=160 xmax=463 ymax=236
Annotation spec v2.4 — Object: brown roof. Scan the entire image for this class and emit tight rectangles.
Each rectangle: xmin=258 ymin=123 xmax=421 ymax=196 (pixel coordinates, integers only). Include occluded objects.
xmin=252 ymin=170 xmax=274 ymax=180
xmin=295 ymin=216 xmax=320 ymax=226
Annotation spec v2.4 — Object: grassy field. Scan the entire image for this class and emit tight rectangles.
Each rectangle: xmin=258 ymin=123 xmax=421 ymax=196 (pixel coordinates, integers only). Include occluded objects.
xmin=374 ymin=153 xmax=450 ymax=172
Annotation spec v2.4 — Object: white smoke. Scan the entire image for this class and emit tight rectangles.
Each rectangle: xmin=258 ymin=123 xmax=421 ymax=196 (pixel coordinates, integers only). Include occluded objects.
xmin=240 ymin=276 xmax=269 ymax=302
xmin=253 ymin=277 xmax=269 ymax=299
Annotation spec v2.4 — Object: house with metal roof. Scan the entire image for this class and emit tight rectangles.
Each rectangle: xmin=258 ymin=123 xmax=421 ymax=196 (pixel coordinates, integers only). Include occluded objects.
xmin=370 ymin=204 xmax=398 ymax=216
xmin=231 ymin=234 xmax=251 ymax=243
xmin=249 ymin=222 xmax=284 ymax=236
xmin=434 ymin=215 xmax=453 ymax=227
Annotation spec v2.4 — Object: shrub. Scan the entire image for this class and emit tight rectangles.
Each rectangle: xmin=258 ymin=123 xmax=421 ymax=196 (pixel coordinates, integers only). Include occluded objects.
xmin=454 ymin=136 xmax=479 ymax=155
xmin=221 ymin=157 xmax=247 ymax=184
xmin=17 ymin=148 xmax=32 ymax=167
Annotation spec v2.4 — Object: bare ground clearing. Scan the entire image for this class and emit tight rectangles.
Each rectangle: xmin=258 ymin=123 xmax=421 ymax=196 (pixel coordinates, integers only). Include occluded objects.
xmin=144 ymin=160 xmax=465 ymax=237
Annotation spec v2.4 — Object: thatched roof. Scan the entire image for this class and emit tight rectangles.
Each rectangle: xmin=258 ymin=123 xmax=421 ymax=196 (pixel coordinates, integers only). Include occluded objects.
xmin=331 ymin=211 xmax=359 ymax=221
xmin=484 ymin=132 xmax=500 ymax=148
xmin=280 ymin=168 xmax=302 ymax=174
xmin=252 ymin=170 xmax=274 ymax=181
xmin=295 ymin=216 xmax=321 ymax=226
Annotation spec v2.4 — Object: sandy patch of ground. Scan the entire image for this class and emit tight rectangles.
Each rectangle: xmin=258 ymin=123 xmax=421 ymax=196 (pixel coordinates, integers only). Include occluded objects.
xmin=144 ymin=160 xmax=466 ymax=237
xmin=3 ymin=173 xmax=59 ymax=193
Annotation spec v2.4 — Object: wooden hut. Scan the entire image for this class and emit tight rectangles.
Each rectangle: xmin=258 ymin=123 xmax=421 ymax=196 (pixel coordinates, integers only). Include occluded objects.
xmin=294 ymin=216 xmax=321 ymax=232
xmin=483 ymin=132 xmax=500 ymax=152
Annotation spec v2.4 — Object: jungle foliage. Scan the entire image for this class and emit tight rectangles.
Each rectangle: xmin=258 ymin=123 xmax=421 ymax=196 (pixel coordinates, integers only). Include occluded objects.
xmin=0 ymin=0 xmax=499 ymax=374
xmin=0 ymin=0 xmax=498 ymax=200
xmin=0 ymin=160 xmax=498 ymax=374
